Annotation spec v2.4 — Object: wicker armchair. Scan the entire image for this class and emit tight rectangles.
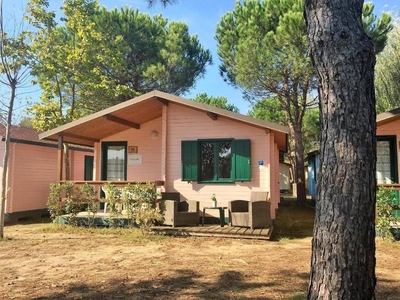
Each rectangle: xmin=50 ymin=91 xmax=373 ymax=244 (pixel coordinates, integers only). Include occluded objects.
xmin=228 ymin=191 xmax=271 ymax=229
xmin=160 ymin=192 xmax=200 ymax=227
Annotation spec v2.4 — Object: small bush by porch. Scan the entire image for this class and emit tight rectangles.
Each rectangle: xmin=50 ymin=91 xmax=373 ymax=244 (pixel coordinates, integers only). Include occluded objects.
xmin=47 ymin=181 xmax=163 ymax=232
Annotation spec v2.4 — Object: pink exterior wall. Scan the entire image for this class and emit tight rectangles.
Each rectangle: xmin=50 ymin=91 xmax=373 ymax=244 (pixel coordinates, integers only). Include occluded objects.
xmin=96 ymin=117 xmax=163 ymax=181
xmin=377 ymin=119 xmax=400 ymax=182
xmin=3 ymin=141 xmax=90 ymax=213
xmin=70 ymin=150 xmax=90 ymax=181
xmin=165 ymin=103 xmax=280 ymax=218
xmin=7 ymin=143 xmax=57 ymax=212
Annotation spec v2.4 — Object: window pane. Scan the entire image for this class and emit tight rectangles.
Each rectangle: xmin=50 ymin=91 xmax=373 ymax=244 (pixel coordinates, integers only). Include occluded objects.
xmin=377 ymin=140 xmax=392 ymax=184
xmin=201 ymin=142 xmax=215 ymax=181
xmin=218 ymin=142 xmax=232 ymax=179
xmin=107 ymin=145 xmax=125 ymax=181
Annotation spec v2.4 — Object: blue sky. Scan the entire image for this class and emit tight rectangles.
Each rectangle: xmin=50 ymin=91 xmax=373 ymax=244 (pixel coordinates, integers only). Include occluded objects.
xmin=3 ymin=0 xmax=399 ymax=119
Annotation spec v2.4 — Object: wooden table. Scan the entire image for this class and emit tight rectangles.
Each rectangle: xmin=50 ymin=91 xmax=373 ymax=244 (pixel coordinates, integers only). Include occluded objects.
xmin=202 ymin=206 xmax=228 ymax=227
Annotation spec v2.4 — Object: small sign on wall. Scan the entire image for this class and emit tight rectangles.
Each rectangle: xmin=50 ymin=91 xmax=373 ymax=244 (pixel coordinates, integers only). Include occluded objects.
xmin=128 ymin=154 xmax=142 ymax=165
xmin=258 ymin=160 xmax=265 ymax=170
xmin=128 ymin=146 xmax=138 ymax=153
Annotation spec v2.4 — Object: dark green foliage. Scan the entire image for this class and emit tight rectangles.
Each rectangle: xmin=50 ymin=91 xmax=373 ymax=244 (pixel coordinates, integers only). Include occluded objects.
xmin=216 ymin=0 xmax=315 ymax=98
xmin=302 ymin=108 xmax=319 ymax=154
xmin=362 ymin=2 xmax=393 ymax=54
xmin=91 ymin=6 xmax=212 ymax=101
xmin=192 ymin=93 xmax=240 ymax=113
xmin=146 ymin=0 xmax=178 ymax=8
xmin=247 ymin=97 xmax=286 ymax=126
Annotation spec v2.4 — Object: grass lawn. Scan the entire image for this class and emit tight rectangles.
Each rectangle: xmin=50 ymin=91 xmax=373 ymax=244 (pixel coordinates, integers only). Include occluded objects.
xmin=1 ymin=203 xmax=399 ymax=299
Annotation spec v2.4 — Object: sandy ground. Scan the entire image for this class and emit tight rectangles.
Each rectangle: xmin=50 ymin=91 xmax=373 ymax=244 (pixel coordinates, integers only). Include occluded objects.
xmin=1 ymin=224 xmax=399 ymax=300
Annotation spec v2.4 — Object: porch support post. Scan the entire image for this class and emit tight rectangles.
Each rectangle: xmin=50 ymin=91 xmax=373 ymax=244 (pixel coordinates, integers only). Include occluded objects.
xmin=161 ymin=105 xmax=168 ymax=190
xmin=57 ymin=135 xmax=64 ymax=182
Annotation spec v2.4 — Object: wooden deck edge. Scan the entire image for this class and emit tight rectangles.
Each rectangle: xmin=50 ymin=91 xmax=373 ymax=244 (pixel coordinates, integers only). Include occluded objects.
xmin=181 ymin=231 xmax=271 ymax=240
xmin=152 ymin=225 xmax=273 ymax=240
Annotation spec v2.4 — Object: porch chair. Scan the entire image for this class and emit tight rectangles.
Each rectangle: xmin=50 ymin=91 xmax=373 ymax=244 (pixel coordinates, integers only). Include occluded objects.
xmin=100 ymin=186 xmax=125 ymax=214
xmin=160 ymin=192 xmax=200 ymax=227
xmin=228 ymin=191 xmax=272 ymax=229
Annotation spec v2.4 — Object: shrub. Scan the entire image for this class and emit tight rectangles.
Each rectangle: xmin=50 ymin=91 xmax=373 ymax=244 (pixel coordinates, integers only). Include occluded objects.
xmin=47 ymin=183 xmax=64 ymax=220
xmin=121 ymin=182 xmax=163 ymax=231
xmin=47 ymin=182 xmax=86 ymax=224
xmin=79 ymin=183 xmax=98 ymax=227
xmin=376 ymin=187 xmax=399 ymax=241
xmin=63 ymin=182 xmax=84 ymax=226
xmin=121 ymin=184 xmax=140 ymax=225
xmin=102 ymin=182 xmax=123 ymax=227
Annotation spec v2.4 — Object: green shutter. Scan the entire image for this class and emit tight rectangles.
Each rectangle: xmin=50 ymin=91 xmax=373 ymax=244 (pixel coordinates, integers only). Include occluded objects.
xmin=234 ymin=139 xmax=251 ymax=181
xmin=181 ymin=140 xmax=198 ymax=181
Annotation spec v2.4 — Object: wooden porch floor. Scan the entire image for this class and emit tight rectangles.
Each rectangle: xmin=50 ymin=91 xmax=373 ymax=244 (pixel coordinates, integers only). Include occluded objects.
xmin=55 ymin=212 xmax=273 ymax=240
xmin=152 ymin=224 xmax=273 ymax=240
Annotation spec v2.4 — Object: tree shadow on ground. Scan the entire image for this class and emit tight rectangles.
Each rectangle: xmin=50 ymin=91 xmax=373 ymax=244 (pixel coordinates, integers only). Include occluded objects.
xmin=31 ymin=267 xmax=400 ymax=300
xmin=32 ymin=269 xmax=308 ymax=300
xmin=375 ymin=277 xmax=400 ymax=299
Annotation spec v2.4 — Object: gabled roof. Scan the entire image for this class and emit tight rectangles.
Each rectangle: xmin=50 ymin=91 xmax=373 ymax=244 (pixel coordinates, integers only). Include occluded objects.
xmin=376 ymin=107 xmax=400 ymax=126
xmin=39 ymin=90 xmax=289 ymax=149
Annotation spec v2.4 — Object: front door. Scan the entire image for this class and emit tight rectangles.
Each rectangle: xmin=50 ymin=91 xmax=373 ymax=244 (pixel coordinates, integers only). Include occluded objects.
xmin=101 ymin=142 xmax=127 ymax=181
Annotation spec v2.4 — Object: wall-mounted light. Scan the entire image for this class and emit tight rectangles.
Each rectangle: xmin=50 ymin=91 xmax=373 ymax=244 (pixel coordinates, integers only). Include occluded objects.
xmin=150 ymin=130 xmax=158 ymax=139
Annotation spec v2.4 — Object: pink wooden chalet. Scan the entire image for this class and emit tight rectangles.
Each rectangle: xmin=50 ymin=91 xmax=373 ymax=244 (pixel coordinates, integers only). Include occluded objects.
xmin=376 ymin=108 xmax=400 ymax=218
xmin=39 ymin=90 xmax=289 ymax=219
xmin=376 ymin=107 xmax=400 ymax=186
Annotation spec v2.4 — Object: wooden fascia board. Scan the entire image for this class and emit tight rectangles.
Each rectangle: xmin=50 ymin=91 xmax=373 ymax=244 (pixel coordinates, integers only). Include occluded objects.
xmin=103 ymin=114 xmax=140 ymax=129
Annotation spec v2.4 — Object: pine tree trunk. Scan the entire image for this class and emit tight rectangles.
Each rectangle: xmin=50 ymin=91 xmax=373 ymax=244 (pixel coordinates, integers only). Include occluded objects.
xmin=292 ymin=125 xmax=307 ymax=206
xmin=286 ymin=108 xmax=307 ymax=205
xmin=305 ymin=0 xmax=377 ymax=299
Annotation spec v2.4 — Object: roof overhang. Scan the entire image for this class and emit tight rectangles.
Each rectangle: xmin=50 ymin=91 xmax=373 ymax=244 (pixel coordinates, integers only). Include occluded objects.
xmin=377 ymin=107 xmax=400 ymax=126
xmin=39 ymin=90 xmax=289 ymax=150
